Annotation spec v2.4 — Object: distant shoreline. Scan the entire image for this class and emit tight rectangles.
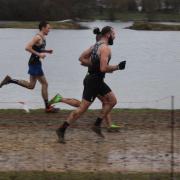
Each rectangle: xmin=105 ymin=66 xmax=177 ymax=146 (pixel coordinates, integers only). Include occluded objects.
xmin=89 ymin=12 xmax=180 ymax=22
xmin=1 ymin=20 xmax=180 ymax=31
xmin=0 ymin=21 xmax=89 ymax=29
xmin=126 ymin=21 xmax=180 ymax=31
xmin=0 ymin=13 xmax=180 ymax=29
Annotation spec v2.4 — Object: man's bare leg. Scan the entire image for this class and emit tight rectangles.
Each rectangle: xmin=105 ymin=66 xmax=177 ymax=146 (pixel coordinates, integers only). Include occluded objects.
xmin=0 ymin=75 xmax=37 ymax=89
xmin=56 ymin=99 xmax=91 ymax=143
xmin=92 ymin=91 xmax=117 ymax=137
xmin=37 ymin=75 xmax=48 ymax=107
xmin=61 ymin=98 xmax=80 ymax=107
xmin=49 ymin=93 xmax=81 ymax=107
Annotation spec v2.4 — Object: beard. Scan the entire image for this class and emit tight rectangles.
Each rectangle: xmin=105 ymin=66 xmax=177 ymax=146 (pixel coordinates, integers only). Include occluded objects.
xmin=108 ymin=35 xmax=114 ymax=45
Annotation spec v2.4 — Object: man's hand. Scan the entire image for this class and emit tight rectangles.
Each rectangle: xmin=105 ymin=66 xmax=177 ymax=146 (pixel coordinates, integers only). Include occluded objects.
xmin=46 ymin=49 xmax=53 ymax=54
xmin=118 ymin=61 xmax=126 ymax=70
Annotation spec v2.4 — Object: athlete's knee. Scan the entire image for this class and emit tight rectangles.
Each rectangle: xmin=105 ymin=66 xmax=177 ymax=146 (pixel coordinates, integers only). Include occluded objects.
xmin=111 ymin=97 xmax=117 ymax=107
xmin=77 ymin=108 xmax=85 ymax=116
xmin=28 ymin=84 xmax=35 ymax=89
xmin=103 ymin=96 xmax=117 ymax=107
xmin=75 ymin=105 xmax=88 ymax=117
xmin=106 ymin=96 xmax=117 ymax=107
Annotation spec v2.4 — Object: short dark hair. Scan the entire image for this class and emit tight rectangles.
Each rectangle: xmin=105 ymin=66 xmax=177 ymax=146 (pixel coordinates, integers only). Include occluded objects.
xmin=101 ymin=26 xmax=113 ymax=36
xmin=39 ymin=21 xmax=49 ymax=30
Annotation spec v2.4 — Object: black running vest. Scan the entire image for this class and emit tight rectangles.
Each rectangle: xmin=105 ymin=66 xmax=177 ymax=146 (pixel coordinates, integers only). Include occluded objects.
xmin=88 ymin=41 xmax=111 ymax=79
xmin=28 ymin=34 xmax=46 ymax=65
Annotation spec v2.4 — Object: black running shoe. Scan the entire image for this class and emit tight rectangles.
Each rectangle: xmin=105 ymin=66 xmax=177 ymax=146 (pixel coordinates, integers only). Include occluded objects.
xmin=56 ymin=128 xmax=66 ymax=144
xmin=92 ymin=125 xmax=105 ymax=138
xmin=0 ymin=75 xmax=11 ymax=88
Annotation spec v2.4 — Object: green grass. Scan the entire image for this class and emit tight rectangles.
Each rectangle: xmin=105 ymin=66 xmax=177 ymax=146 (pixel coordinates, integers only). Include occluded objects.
xmin=0 ymin=171 xmax=179 ymax=180
xmin=0 ymin=108 xmax=175 ymax=114
xmin=0 ymin=21 xmax=88 ymax=29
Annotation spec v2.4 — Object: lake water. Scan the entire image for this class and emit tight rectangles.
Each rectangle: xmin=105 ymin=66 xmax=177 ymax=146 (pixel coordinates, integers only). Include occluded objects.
xmin=0 ymin=21 xmax=180 ymax=109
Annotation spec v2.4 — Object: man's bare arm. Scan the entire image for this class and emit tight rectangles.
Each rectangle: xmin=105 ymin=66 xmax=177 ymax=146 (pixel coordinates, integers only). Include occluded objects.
xmin=25 ymin=35 xmax=46 ymax=59
xmin=100 ymin=46 xmax=118 ymax=73
xmin=79 ymin=47 xmax=92 ymax=67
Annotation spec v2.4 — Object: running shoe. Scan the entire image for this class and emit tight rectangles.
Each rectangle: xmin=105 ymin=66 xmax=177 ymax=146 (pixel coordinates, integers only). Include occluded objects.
xmin=0 ymin=75 xmax=11 ymax=88
xmin=107 ymin=123 xmax=120 ymax=132
xmin=49 ymin=93 xmax=62 ymax=105
xmin=92 ymin=125 xmax=105 ymax=138
xmin=110 ymin=123 xmax=120 ymax=129
xmin=45 ymin=105 xmax=59 ymax=113
xmin=56 ymin=128 xmax=66 ymax=144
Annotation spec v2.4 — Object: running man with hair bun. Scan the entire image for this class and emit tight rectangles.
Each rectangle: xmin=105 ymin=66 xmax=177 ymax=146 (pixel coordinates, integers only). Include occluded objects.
xmin=49 ymin=27 xmax=121 ymax=131
xmin=56 ymin=26 xmax=126 ymax=143
xmin=0 ymin=21 xmax=58 ymax=113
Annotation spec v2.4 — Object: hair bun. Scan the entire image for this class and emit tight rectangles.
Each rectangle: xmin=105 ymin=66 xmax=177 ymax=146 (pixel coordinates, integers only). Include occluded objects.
xmin=93 ymin=27 xmax=100 ymax=35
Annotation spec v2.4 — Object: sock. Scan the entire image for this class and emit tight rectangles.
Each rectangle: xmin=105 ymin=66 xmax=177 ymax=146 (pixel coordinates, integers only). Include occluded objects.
xmin=60 ymin=121 xmax=70 ymax=132
xmin=44 ymin=99 xmax=49 ymax=109
xmin=9 ymin=79 xmax=19 ymax=85
xmin=94 ymin=117 xmax=103 ymax=127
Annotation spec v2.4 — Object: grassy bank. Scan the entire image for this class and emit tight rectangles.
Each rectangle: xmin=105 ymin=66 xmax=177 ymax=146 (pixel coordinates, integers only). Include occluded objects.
xmin=0 ymin=21 xmax=88 ymax=29
xmin=0 ymin=171 xmax=179 ymax=180
xmin=127 ymin=21 xmax=180 ymax=30
xmin=91 ymin=12 xmax=180 ymax=22
xmin=0 ymin=108 xmax=174 ymax=114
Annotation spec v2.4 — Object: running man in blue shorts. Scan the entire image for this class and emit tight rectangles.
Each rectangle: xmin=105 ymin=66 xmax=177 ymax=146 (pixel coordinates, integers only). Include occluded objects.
xmin=0 ymin=21 xmax=57 ymax=112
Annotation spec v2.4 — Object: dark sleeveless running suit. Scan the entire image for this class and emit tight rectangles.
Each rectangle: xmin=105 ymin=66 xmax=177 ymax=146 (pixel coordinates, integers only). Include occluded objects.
xmin=82 ymin=41 xmax=112 ymax=102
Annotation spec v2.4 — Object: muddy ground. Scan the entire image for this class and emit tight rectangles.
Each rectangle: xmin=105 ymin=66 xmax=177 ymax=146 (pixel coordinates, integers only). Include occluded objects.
xmin=0 ymin=109 xmax=179 ymax=173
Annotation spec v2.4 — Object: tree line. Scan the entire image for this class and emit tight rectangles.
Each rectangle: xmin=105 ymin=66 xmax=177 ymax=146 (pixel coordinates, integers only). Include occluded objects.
xmin=0 ymin=0 xmax=179 ymax=21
